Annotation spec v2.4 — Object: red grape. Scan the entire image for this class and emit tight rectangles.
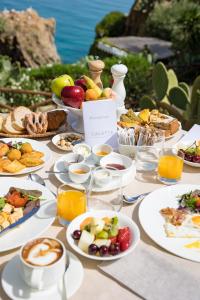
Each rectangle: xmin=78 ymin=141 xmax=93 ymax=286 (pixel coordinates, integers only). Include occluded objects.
xmin=99 ymin=245 xmax=109 ymax=256
xmin=88 ymin=244 xmax=99 ymax=255
xmin=72 ymin=230 xmax=82 ymax=240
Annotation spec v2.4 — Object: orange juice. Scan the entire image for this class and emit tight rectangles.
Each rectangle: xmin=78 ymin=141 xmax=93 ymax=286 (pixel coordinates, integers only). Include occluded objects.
xmin=57 ymin=190 xmax=86 ymax=222
xmin=158 ymin=155 xmax=183 ymax=180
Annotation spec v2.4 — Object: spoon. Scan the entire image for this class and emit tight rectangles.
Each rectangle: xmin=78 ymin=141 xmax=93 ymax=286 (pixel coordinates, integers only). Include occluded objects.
xmin=45 ymin=171 xmax=68 ymax=174
xmin=123 ymin=192 xmax=149 ymax=204
xmin=28 ymin=174 xmax=56 ymax=196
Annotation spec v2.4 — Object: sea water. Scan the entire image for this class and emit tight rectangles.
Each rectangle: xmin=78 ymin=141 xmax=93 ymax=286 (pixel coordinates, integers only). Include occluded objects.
xmin=0 ymin=0 xmax=133 ymax=63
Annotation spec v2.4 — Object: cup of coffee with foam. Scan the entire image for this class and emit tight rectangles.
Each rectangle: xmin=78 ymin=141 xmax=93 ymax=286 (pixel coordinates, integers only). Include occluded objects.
xmin=19 ymin=237 xmax=67 ymax=290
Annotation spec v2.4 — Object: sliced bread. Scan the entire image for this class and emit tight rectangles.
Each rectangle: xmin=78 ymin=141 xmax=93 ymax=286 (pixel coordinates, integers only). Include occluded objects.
xmin=2 ymin=114 xmax=23 ymax=135
xmin=12 ymin=106 xmax=32 ymax=131
xmin=0 ymin=114 xmax=4 ymax=132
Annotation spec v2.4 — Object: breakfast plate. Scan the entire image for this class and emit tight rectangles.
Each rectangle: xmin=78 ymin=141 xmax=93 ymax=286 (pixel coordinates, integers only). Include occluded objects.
xmin=53 ymin=153 xmax=136 ymax=192
xmin=139 ymin=184 xmax=200 ymax=262
xmin=1 ymin=250 xmax=84 ymax=300
xmin=174 ymin=141 xmax=200 ymax=168
xmin=66 ymin=210 xmax=140 ymax=261
xmin=0 ymin=178 xmax=55 ymax=252
xmin=0 ymin=138 xmax=52 ymax=176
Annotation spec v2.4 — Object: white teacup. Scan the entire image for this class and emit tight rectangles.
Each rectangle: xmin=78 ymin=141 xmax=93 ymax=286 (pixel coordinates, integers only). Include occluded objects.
xmin=19 ymin=237 xmax=67 ymax=290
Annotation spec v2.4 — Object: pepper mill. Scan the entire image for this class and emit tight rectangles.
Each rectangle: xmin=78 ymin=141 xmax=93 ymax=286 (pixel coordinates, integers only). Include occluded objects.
xmin=88 ymin=60 xmax=105 ymax=89
xmin=111 ymin=64 xmax=128 ymax=108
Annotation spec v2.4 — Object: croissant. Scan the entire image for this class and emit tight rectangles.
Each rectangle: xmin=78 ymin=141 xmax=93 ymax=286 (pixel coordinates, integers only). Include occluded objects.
xmin=24 ymin=113 xmax=48 ymax=135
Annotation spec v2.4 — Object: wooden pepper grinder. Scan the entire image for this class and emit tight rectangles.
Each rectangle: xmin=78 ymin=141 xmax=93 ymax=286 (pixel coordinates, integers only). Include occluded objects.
xmin=111 ymin=64 xmax=128 ymax=108
xmin=88 ymin=60 xmax=105 ymax=89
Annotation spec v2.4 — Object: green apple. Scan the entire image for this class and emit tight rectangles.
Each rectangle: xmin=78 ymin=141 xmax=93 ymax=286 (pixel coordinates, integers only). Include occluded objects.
xmin=51 ymin=74 xmax=74 ymax=97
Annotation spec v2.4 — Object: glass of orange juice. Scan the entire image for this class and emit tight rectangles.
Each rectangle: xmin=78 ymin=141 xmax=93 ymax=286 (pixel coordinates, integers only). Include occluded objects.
xmin=57 ymin=185 xmax=86 ymax=225
xmin=158 ymin=148 xmax=184 ymax=184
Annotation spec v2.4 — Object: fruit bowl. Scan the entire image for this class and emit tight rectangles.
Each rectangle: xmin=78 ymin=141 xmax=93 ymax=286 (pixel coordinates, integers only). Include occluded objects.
xmin=52 ymin=94 xmax=84 ymax=133
xmin=66 ymin=210 xmax=140 ymax=261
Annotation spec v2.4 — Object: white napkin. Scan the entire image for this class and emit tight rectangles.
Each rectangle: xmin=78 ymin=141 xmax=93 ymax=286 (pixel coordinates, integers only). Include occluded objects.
xmin=98 ymin=242 xmax=200 ymax=300
xmin=179 ymin=124 xmax=200 ymax=142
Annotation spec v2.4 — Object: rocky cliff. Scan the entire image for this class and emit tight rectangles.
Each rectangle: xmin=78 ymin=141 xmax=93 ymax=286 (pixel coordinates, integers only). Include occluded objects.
xmin=0 ymin=8 xmax=60 ymax=67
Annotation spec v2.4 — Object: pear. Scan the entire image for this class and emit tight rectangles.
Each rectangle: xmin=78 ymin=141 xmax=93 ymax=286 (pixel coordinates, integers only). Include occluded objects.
xmin=90 ymin=218 xmax=105 ymax=235
xmin=101 ymin=88 xmax=112 ymax=99
xmin=82 ymin=75 xmax=102 ymax=97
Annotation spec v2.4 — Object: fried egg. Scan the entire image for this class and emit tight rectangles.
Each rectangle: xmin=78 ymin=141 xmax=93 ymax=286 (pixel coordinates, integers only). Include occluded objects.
xmin=165 ymin=214 xmax=200 ymax=238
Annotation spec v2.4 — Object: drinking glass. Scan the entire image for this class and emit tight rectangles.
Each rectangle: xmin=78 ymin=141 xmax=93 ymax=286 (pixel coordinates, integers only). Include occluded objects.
xmin=135 ymin=146 xmax=161 ymax=171
xmin=158 ymin=148 xmax=184 ymax=184
xmin=57 ymin=184 xmax=86 ymax=225
xmin=87 ymin=166 xmax=123 ymax=212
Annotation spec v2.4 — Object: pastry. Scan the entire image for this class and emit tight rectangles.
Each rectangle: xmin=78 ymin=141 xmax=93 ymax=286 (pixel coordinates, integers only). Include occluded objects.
xmin=24 ymin=112 xmax=48 ymax=135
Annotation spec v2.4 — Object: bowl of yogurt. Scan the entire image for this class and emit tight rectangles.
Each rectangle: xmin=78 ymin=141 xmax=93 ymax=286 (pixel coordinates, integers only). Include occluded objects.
xmin=93 ymin=167 xmax=112 ymax=187
xmin=73 ymin=143 xmax=91 ymax=159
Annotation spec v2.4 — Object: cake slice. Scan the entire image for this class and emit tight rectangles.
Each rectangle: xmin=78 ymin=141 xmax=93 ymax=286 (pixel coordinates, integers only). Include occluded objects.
xmin=2 ymin=114 xmax=24 ymax=135
xmin=12 ymin=106 xmax=32 ymax=131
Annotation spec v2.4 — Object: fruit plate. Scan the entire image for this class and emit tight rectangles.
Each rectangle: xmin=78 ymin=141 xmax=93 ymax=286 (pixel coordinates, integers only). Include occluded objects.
xmin=53 ymin=153 xmax=136 ymax=192
xmin=0 ymin=138 xmax=52 ymax=176
xmin=174 ymin=141 xmax=200 ymax=168
xmin=66 ymin=210 xmax=140 ymax=261
xmin=0 ymin=178 xmax=55 ymax=252
xmin=139 ymin=184 xmax=200 ymax=262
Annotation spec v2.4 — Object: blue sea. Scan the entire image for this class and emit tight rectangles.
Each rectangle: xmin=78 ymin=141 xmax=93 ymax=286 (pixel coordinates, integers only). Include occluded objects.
xmin=0 ymin=0 xmax=133 ymax=63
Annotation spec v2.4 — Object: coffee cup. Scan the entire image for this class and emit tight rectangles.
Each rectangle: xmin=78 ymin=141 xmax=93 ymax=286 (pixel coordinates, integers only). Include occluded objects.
xmin=19 ymin=237 xmax=67 ymax=290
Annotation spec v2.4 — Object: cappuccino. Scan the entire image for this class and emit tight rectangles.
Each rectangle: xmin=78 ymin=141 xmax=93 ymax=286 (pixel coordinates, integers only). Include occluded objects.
xmin=22 ymin=238 xmax=63 ymax=267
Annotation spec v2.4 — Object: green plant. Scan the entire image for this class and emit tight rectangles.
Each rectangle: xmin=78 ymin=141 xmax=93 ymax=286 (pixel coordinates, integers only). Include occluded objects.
xmin=146 ymin=0 xmax=200 ymax=67
xmin=0 ymin=55 xmax=46 ymax=107
xmin=95 ymin=11 xmax=126 ymax=38
xmin=140 ymin=62 xmax=200 ymax=127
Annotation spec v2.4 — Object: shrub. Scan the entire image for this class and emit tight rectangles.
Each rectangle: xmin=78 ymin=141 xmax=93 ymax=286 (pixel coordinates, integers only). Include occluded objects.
xmin=95 ymin=11 xmax=126 ymax=38
xmin=146 ymin=0 xmax=200 ymax=66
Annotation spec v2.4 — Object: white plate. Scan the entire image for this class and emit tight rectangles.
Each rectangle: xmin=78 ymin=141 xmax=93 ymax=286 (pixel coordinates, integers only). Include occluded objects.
xmin=174 ymin=141 xmax=200 ymax=168
xmin=53 ymin=154 xmax=136 ymax=192
xmin=139 ymin=184 xmax=200 ymax=262
xmin=1 ymin=250 xmax=84 ymax=300
xmin=0 ymin=138 xmax=52 ymax=176
xmin=52 ymin=132 xmax=83 ymax=151
xmin=0 ymin=178 xmax=55 ymax=252
xmin=66 ymin=210 xmax=140 ymax=261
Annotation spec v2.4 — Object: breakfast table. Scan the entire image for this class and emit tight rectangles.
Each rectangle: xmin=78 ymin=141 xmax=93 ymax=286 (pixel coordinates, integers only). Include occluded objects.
xmin=0 ymin=129 xmax=200 ymax=300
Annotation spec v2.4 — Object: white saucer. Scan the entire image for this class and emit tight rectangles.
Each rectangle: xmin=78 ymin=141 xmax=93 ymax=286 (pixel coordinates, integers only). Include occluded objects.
xmin=54 ymin=154 xmax=136 ymax=192
xmin=1 ymin=251 xmax=84 ymax=300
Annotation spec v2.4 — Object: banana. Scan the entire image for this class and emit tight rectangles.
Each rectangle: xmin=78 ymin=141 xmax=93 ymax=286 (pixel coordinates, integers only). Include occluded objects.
xmin=83 ymin=75 xmax=102 ymax=97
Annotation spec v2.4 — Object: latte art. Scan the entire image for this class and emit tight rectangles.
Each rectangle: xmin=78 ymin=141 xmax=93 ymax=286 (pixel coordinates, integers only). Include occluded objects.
xmin=22 ymin=238 xmax=63 ymax=266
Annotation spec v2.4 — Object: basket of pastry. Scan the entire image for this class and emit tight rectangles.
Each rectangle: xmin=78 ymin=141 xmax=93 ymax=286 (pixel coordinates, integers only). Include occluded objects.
xmin=0 ymin=187 xmax=41 ymax=235
xmin=118 ymin=109 xmax=180 ymax=138
xmin=0 ymin=106 xmax=67 ymax=138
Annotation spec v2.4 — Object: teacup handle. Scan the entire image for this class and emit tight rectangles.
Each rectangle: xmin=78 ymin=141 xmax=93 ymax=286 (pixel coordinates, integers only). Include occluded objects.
xmin=31 ymin=268 xmax=44 ymax=290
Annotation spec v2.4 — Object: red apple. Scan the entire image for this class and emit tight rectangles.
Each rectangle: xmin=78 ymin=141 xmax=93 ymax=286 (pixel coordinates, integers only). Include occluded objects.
xmin=61 ymin=86 xmax=85 ymax=108
xmin=75 ymin=78 xmax=87 ymax=91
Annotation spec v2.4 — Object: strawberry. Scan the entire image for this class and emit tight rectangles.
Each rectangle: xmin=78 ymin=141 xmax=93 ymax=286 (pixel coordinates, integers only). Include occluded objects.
xmin=120 ymin=240 xmax=130 ymax=252
xmin=109 ymin=236 xmax=117 ymax=244
xmin=117 ymin=227 xmax=130 ymax=244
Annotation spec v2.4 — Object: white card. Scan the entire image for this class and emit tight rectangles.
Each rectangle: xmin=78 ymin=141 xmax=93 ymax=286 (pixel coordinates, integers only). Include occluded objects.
xmin=179 ymin=124 xmax=200 ymax=143
xmin=82 ymin=100 xmax=118 ymax=148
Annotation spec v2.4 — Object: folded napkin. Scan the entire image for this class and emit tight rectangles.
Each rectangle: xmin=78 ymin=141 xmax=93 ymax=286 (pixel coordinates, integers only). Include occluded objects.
xmin=98 ymin=242 xmax=200 ymax=300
